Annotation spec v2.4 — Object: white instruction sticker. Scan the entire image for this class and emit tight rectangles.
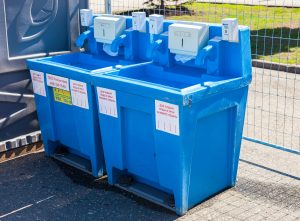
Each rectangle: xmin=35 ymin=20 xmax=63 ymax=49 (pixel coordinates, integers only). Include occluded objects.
xmin=97 ymin=87 xmax=118 ymax=118
xmin=70 ymin=80 xmax=89 ymax=109
xmin=46 ymin=74 xmax=69 ymax=91
xmin=30 ymin=70 xmax=46 ymax=97
xmin=155 ymin=100 xmax=180 ymax=136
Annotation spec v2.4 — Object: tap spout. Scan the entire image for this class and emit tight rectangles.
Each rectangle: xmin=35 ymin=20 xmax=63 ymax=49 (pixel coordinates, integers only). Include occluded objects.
xmin=195 ymin=45 xmax=215 ymax=66
xmin=76 ymin=30 xmax=92 ymax=48
xmin=111 ymin=34 xmax=128 ymax=53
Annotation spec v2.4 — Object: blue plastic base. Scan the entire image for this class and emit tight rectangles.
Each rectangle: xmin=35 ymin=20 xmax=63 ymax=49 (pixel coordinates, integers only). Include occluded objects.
xmin=115 ymin=181 xmax=175 ymax=212
xmin=52 ymin=148 xmax=93 ymax=175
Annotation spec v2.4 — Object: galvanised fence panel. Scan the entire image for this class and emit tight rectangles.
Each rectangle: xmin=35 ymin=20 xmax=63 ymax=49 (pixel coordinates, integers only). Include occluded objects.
xmin=89 ymin=0 xmax=300 ymax=154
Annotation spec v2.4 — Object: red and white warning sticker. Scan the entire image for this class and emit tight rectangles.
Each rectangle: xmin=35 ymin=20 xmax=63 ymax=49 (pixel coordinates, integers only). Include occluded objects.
xmin=46 ymin=74 xmax=69 ymax=91
xmin=70 ymin=80 xmax=89 ymax=109
xmin=155 ymin=100 xmax=180 ymax=136
xmin=30 ymin=70 xmax=46 ymax=97
xmin=97 ymin=87 xmax=118 ymax=118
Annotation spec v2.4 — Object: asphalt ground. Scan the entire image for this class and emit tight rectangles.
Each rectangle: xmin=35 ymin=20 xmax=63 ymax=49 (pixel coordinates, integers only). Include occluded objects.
xmin=0 ymin=139 xmax=299 ymax=221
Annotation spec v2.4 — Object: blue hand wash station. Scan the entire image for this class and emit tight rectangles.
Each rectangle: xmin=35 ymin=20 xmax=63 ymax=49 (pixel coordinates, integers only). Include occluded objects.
xmin=28 ymin=10 xmax=251 ymax=215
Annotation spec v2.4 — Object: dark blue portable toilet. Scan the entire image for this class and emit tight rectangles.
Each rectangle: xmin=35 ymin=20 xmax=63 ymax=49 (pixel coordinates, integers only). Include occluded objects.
xmin=92 ymin=20 xmax=252 ymax=214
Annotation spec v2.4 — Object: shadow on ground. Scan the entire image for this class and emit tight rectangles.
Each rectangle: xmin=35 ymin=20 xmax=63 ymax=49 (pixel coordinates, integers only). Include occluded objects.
xmin=0 ymin=153 xmax=177 ymax=221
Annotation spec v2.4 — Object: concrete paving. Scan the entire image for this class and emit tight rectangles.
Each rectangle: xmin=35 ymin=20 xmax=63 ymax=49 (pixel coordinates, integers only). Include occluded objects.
xmin=0 ymin=139 xmax=299 ymax=221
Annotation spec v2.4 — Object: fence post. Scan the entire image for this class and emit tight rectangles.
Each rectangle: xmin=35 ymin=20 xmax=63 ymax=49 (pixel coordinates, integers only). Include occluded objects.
xmin=105 ymin=0 xmax=112 ymax=14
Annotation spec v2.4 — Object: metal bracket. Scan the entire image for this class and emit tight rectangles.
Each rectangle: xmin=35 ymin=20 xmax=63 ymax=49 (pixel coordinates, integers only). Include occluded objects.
xmin=105 ymin=0 xmax=112 ymax=14
xmin=183 ymin=95 xmax=192 ymax=107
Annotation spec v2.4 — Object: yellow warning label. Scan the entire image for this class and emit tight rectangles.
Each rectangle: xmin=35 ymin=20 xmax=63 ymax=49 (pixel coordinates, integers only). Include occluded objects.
xmin=53 ymin=88 xmax=72 ymax=105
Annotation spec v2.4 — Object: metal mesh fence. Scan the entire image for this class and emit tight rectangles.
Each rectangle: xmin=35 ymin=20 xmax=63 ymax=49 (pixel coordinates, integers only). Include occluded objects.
xmin=89 ymin=0 xmax=300 ymax=153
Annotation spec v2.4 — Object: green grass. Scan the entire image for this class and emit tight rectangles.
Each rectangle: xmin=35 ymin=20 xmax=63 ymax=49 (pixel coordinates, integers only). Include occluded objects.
xmin=167 ymin=3 xmax=300 ymax=65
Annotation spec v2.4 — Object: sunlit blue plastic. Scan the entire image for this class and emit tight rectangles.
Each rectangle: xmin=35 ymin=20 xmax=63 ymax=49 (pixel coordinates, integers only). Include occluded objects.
xmin=92 ymin=21 xmax=252 ymax=214
xmin=26 ymin=17 xmax=152 ymax=177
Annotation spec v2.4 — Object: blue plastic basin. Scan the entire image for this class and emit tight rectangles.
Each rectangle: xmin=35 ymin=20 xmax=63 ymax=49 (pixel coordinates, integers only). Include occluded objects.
xmin=111 ymin=64 xmax=229 ymax=90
